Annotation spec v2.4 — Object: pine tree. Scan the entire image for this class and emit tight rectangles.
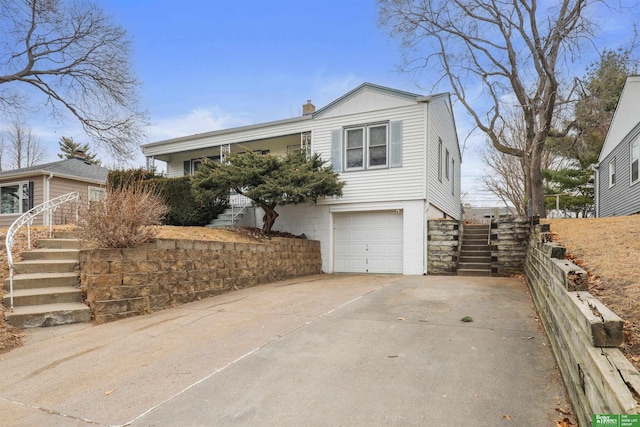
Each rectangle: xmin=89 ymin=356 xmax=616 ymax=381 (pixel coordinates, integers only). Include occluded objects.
xmin=545 ymin=48 xmax=637 ymax=216
xmin=191 ymin=150 xmax=344 ymax=233
xmin=58 ymin=137 xmax=101 ymax=165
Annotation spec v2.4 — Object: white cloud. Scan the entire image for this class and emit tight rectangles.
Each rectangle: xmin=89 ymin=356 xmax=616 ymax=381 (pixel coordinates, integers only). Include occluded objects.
xmin=145 ymin=107 xmax=249 ymax=143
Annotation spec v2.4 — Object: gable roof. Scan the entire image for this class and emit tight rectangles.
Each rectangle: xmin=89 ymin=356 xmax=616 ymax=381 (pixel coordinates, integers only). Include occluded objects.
xmin=0 ymin=157 xmax=108 ymax=183
xmin=141 ymin=82 xmax=449 ymax=158
xmin=313 ymin=83 xmax=425 ymax=117
xmin=599 ymin=75 xmax=640 ymax=162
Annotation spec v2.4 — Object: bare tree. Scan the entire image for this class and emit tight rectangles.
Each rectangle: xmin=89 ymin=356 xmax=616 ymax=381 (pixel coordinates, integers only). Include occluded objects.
xmin=379 ymin=0 xmax=601 ymax=216
xmin=0 ymin=134 xmax=4 ymax=171
xmin=479 ymin=108 xmax=568 ymax=216
xmin=4 ymin=121 xmax=46 ymax=169
xmin=0 ymin=0 xmax=147 ymax=158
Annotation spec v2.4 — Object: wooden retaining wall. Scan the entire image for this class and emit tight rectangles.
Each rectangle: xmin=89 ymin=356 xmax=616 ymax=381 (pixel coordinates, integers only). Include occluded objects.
xmin=525 ymin=224 xmax=640 ymax=424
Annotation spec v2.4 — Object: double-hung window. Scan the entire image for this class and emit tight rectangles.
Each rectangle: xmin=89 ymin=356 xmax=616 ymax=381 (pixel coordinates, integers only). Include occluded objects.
xmin=344 ymin=123 xmax=388 ymax=170
xmin=632 ymin=137 xmax=640 ymax=185
xmin=445 ymin=149 xmax=450 ymax=180
xmin=0 ymin=182 xmax=32 ymax=215
xmin=609 ymin=158 xmax=616 ymax=188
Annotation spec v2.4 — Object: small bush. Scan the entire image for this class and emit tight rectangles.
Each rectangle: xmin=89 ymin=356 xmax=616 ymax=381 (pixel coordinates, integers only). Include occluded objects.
xmin=76 ymin=181 xmax=169 ymax=248
xmin=108 ymin=168 xmax=227 ymax=226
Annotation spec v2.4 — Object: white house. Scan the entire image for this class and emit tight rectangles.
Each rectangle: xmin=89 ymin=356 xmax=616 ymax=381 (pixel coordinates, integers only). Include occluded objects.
xmin=594 ymin=75 xmax=640 ymax=217
xmin=141 ymin=83 xmax=462 ymax=275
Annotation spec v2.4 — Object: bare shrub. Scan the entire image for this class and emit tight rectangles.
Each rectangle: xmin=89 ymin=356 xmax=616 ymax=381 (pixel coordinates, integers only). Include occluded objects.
xmin=76 ymin=181 xmax=168 ymax=248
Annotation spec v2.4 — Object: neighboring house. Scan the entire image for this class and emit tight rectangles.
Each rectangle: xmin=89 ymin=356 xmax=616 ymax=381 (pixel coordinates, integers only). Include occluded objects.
xmin=142 ymin=83 xmax=462 ymax=275
xmin=0 ymin=156 xmax=108 ymax=228
xmin=594 ymin=75 xmax=640 ymax=217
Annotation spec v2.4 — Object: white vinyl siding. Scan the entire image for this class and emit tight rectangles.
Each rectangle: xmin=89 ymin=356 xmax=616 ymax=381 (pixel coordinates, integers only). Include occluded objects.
xmin=427 ymin=97 xmax=462 ymax=219
xmin=316 ymin=104 xmax=427 ymax=204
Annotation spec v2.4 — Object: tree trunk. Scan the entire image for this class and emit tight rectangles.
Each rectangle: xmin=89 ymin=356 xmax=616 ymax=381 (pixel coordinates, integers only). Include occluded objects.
xmin=261 ymin=205 xmax=279 ymax=233
xmin=530 ymin=142 xmax=546 ymax=218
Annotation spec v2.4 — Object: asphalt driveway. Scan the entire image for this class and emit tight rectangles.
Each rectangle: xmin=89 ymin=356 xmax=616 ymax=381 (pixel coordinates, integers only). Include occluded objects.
xmin=0 ymin=274 xmax=571 ymax=426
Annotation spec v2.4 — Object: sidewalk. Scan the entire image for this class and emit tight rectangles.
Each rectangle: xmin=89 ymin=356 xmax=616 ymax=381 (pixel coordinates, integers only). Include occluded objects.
xmin=0 ymin=274 xmax=572 ymax=426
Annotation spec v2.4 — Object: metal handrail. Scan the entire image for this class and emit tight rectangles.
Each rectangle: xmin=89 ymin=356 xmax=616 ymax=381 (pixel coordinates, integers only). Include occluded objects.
xmin=230 ymin=193 xmax=253 ymax=223
xmin=5 ymin=191 xmax=80 ymax=310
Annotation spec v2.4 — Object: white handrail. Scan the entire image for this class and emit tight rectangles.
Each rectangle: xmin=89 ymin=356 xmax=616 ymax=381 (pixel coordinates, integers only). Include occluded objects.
xmin=5 ymin=191 xmax=80 ymax=310
xmin=230 ymin=193 xmax=252 ymax=223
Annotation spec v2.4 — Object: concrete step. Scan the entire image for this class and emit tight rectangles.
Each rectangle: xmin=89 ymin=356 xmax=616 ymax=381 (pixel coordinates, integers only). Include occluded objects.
xmin=458 ymin=262 xmax=492 ymax=270
xmin=4 ymin=303 xmax=90 ymax=328
xmin=20 ymin=248 xmax=80 ymax=261
xmin=4 ymin=272 xmax=79 ymax=291
xmin=457 ymin=269 xmax=492 ymax=277
xmin=13 ymin=260 xmax=78 ymax=275
xmin=37 ymin=238 xmax=79 ymax=250
xmin=459 ymin=255 xmax=492 ymax=263
xmin=462 ymin=236 xmax=490 ymax=246
xmin=460 ymin=244 xmax=491 ymax=251
xmin=3 ymin=287 xmax=83 ymax=306
xmin=54 ymin=231 xmax=77 ymax=239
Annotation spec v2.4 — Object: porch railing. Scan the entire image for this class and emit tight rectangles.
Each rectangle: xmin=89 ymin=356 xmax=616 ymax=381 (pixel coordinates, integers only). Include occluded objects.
xmin=5 ymin=191 xmax=80 ymax=310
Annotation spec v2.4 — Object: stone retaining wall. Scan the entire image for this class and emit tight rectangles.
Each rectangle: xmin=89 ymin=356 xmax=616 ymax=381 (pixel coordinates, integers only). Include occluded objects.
xmin=79 ymin=237 xmax=322 ymax=323
xmin=525 ymin=224 xmax=640 ymax=424
xmin=427 ymin=219 xmax=459 ymax=275
xmin=491 ymin=217 xmax=529 ymax=276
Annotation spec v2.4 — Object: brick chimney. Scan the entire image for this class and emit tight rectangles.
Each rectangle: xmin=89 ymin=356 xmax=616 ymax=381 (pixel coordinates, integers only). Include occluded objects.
xmin=302 ymin=100 xmax=315 ymax=115
xmin=73 ymin=150 xmax=87 ymax=160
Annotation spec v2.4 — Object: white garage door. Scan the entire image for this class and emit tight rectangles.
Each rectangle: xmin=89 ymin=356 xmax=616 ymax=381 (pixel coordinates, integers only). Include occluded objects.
xmin=334 ymin=210 xmax=403 ymax=274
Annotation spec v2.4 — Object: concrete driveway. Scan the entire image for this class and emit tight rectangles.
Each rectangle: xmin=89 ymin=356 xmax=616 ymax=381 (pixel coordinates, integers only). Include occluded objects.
xmin=0 ymin=274 xmax=571 ymax=426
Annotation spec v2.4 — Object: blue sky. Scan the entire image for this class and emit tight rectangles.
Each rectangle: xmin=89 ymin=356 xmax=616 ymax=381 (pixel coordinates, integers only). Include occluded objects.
xmin=14 ymin=0 xmax=640 ymax=206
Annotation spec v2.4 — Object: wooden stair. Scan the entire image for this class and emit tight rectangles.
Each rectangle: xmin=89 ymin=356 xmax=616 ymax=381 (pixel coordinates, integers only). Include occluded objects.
xmin=457 ymin=224 xmax=492 ymax=277
xmin=3 ymin=231 xmax=90 ymax=328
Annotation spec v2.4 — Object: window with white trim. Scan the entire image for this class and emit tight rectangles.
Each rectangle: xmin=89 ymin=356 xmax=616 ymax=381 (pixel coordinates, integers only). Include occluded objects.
xmin=0 ymin=181 xmax=32 ymax=215
xmin=88 ymin=186 xmax=106 ymax=203
xmin=451 ymin=159 xmax=455 ymax=194
xmin=609 ymin=158 xmax=616 ymax=188
xmin=344 ymin=123 xmax=388 ymax=170
xmin=632 ymin=137 xmax=640 ymax=184
xmin=445 ymin=149 xmax=450 ymax=179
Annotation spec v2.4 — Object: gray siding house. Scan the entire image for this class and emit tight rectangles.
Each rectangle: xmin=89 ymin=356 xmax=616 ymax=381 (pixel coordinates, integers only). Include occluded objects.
xmin=0 ymin=157 xmax=108 ymax=228
xmin=594 ymin=75 xmax=640 ymax=217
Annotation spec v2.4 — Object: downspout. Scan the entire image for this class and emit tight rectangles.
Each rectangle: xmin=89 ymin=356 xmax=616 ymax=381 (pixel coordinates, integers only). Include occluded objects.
xmin=45 ymin=173 xmax=53 ymax=225
xmin=419 ymin=96 xmax=430 ymax=275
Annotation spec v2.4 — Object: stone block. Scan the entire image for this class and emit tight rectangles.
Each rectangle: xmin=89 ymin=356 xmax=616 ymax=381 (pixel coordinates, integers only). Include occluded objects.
xmin=122 ymin=273 xmax=149 ymax=286
xmin=123 ymin=248 xmax=148 ymax=261
xmin=176 ymin=240 xmax=194 ymax=250
xmin=83 ymin=273 xmax=122 ymax=288
xmin=89 ymin=248 xmax=123 ymax=261
xmin=155 ymin=239 xmax=176 ymax=250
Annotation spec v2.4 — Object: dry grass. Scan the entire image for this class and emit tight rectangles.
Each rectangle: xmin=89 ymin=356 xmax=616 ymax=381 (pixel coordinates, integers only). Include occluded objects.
xmin=545 ymin=216 xmax=640 ymax=369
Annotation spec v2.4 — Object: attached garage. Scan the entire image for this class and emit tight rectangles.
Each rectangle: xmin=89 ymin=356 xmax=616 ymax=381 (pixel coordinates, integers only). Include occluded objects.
xmin=333 ymin=210 xmax=403 ymax=274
